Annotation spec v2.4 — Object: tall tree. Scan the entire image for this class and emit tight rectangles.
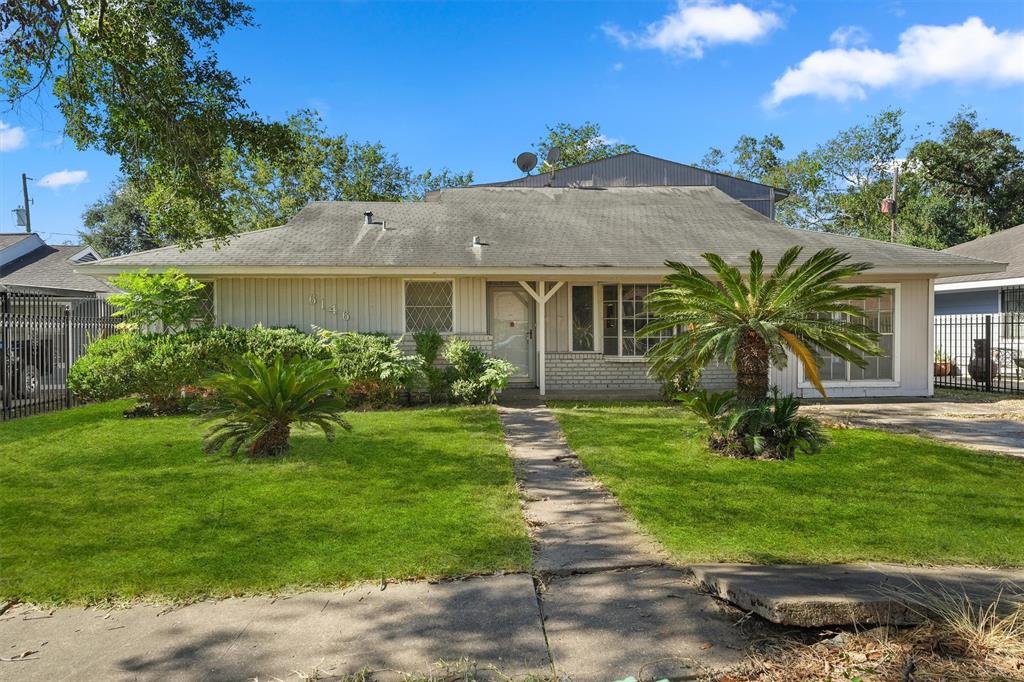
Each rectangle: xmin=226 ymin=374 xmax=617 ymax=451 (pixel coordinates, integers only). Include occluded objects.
xmin=534 ymin=121 xmax=637 ymax=173
xmin=80 ymin=179 xmax=162 ymax=257
xmin=1 ymin=0 xmax=293 ymax=247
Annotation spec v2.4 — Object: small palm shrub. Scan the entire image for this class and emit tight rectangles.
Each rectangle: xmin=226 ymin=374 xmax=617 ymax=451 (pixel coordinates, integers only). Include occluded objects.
xmin=196 ymin=354 xmax=351 ymax=458
xmin=315 ymin=329 xmax=422 ymax=407
xmin=443 ymin=337 xmax=516 ymax=404
xmin=413 ymin=329 xmax=449 ymax=403
xmin=679 ymin=389 xmax=828 ymax=460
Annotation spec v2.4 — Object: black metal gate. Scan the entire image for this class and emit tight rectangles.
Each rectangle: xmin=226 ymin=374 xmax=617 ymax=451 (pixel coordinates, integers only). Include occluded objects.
xmin=934 ymin=308 xmax=1024 ymax=395
xmin=1 ymin=292 xmax=117 ymax=421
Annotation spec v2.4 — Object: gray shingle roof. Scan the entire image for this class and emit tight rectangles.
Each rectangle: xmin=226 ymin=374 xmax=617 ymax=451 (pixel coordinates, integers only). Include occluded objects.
xmin=938 ymin=224 xmax=1022 ymax=285
xmin=87 ymin=186 xmax=1003 ymax=276
xmin=1 ymin=244 xmax=117 ymax=294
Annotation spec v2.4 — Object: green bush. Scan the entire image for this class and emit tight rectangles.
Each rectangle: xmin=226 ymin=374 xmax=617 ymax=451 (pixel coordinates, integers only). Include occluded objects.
xmin=195 ymin=353 xmax=350 ymax=458
xmin=443 ymin=337 xmax=515 ymax=405
xmin=413 ymin=329 xmax=449 ymax=403
xmin=69 ymin=326 xmax=327 ymax=414
xmin=315 ymin=329 xmax=422 ymax=407
xmin=677 ymin=389 xmax=828 ymax=460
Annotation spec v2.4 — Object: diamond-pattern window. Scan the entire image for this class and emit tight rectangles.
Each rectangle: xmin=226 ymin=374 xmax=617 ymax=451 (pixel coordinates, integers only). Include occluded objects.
xmin=190 ymin=281 xmax=215 ymax=327
xmin=405 ymin=280 xmax=453 ymax=332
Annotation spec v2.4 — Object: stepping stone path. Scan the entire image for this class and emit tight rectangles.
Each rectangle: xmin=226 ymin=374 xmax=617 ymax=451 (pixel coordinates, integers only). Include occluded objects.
xmin=497 ymin=403 xmax=752 ymax=680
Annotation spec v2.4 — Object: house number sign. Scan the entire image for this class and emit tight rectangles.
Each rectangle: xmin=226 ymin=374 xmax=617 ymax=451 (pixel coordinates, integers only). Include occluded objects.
xmin=308 ymin=294 xmax=351 ymax=320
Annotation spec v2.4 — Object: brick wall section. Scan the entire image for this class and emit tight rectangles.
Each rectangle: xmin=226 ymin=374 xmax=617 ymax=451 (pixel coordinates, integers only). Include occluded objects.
xmin=396 ymin=334 xmax=494 ymax=366
xmin=545 ymin=352 xmax=736 ymax=392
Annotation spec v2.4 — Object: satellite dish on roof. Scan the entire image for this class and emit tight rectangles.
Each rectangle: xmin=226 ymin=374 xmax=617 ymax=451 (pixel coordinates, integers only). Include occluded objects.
xmin=515 ymin=151 xmax=538 ymax=174
xmin=545 ymin=146 xmax=561 ymax=168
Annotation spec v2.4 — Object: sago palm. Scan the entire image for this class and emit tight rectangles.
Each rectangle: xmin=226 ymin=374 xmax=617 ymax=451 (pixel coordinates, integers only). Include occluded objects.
xmin=640 ymin=247 xmax=885 ymax=403
xmin=197 ymin=354 xmax=351 ymax=458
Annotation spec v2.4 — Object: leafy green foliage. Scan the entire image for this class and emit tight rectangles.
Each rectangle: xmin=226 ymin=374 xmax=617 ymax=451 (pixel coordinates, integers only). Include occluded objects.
xmin=107 ymin=269 xmax=208 ymax=333
xmin=196 ymin=354 xmax=350 ymax=458
xmin=315 ymin=329 xmax=422 ymax=407
xmin=443 ymin=337 xmax=516 ymax=404
xmin=80 ymin=178 xmax=163 ymax=257
xmin=642 ymin=248 xmax=884 ymax=403
xmin=68 ymin=326 xmax=326 ymax=412
xmin=413 ymin=329 xmax=449 ymax=403
xmin=679 ymin=389 xmax=828 ymax=459
xmin=701 ymin=108 xmax=1023 ymax=248
xmin=0 ymin=0 xmax=294 ymax=247
xmin=534 ymin=121 xmax=637 ymax=173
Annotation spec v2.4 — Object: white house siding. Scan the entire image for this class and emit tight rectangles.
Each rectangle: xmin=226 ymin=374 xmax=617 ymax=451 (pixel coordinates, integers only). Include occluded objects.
xmin=213 ymin=276 xmax=488 ymax=334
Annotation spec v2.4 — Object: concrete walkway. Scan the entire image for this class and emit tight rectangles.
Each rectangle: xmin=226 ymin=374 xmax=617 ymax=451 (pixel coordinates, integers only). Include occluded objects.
xmin=497 ymin=403 xmax=753 ymax=681
xmin=802 ymin=398 xmax=1024 ymax=458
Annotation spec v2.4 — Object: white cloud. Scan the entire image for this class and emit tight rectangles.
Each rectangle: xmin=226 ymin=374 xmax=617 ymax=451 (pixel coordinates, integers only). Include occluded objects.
xmin=38 ymin=169 xmax=89 ymax=189
xmin=611 ymin=62 xmax=624 ymax=72
xmin=0 ymin=122 xmax=27 ymax=151
xmin=829 ymin=25 xmax=869 ymax=47
xmin=603 ymin=0 xmax=782 ymax=58
xmin=768 ymin=17 xmax=1024 ymax=106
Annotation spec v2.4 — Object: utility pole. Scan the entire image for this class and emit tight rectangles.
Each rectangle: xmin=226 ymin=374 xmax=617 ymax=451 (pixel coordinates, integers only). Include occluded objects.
xmin=889 ymin=164 xmax=898 ymax=243
xmin=21 ymin=173 xmax=32 ymax=233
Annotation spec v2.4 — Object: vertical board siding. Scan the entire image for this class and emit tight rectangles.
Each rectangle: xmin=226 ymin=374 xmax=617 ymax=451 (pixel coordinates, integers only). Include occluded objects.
xmin=213 ymin=276 xmax=486 ymax=335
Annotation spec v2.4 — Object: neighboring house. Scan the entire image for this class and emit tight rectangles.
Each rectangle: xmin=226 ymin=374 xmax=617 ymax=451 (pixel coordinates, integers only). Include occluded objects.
xmin=934 ymin=224 xmax=1022 ymax=315
xmin=0 ymin=232 xmax=115 ymax=297
xmin=474 ymin=151 xmax=787 ymax=218
xmin=81 ymin=182 xmax=1002 ymax=399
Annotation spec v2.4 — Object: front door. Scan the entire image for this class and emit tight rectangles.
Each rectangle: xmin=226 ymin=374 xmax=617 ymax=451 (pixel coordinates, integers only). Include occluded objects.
xmin=489 ymin=286 xmax=536 ymax=384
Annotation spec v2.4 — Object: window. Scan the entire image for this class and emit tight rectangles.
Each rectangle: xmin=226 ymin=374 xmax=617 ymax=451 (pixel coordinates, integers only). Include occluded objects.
xmin=1002 ymin=287 xmax=1024 ymax=340
xmin=571 ymin=286 xmax=595 ymax=351
xmin=811 ymin=287 xmax=897 ymax=383
xmin=405 ymin=280 xmax=453 ymax=332
xmin=602 ymin=284 xmax=672 ymax=357
xmin=192 ymin=281 xmax=215 ymax=326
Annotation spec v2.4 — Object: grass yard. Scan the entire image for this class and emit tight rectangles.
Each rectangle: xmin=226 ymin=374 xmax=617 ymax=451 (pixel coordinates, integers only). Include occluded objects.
xmin=0 ymin=401 xmax=530 ymax=605
xmin=550 ymin=402 xmax=1024 ymax=567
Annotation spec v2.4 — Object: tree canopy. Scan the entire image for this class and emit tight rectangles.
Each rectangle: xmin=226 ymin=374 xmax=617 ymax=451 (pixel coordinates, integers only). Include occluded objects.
xmin=1 ymin=0 xmax=294 ymax=247
xmin=699 ymin=108 xmax=1024 ymax=249
xmin=80 ymin=110 xmax=472 ymax=255
xmin=534 ymin=121 xmax=636 ymax=173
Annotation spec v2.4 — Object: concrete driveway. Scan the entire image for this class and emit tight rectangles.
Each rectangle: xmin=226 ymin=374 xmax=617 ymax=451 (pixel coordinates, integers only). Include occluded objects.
xmin=803 ymin=396 xmax=1024 ymax=458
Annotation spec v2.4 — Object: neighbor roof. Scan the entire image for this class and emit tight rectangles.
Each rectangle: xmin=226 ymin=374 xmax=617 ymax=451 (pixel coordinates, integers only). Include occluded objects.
xmin=0 ymin=233 xmax=33 ymax=250
xmin=937 ymin=224 xmax=1022 ymax=285
xmin=84 ymin=186 xmax=1003 ymax=277
xmin=1 ymin=244 xmax=117 ymax=294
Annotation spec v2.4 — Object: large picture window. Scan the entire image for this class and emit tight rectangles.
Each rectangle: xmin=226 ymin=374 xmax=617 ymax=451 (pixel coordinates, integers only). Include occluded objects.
xmin=812 ymin=287 xmax=897 ymax=383
xmin=602 ymin=284 xmax=672 ymax=357
xmin=405 ymin=280 xmax=453 ymax=332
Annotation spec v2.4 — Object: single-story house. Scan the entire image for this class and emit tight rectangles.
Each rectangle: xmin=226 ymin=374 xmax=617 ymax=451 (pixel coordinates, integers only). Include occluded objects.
xmin=80 ymin=180 xmax=1004 ymax=398
xmin=935 ymin=224 xmax=1023 ymax=316
xmin=1 ymin=232 xmax=114 ymax=297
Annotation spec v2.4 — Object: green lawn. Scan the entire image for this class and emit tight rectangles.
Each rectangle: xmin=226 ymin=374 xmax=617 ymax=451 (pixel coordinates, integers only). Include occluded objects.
xmin=550 ymin=402 xmax=1024 ymax=567
xmin=0 ymin=401 xmax=530 ymax=605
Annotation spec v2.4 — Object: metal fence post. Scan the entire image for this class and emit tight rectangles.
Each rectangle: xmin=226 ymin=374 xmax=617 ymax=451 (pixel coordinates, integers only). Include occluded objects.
xmin=64 ymin=305 xmax=73 ymax=408
xmin=1 ymin=292 xmax=9 ymax=420
xmin=984 ymin=314 xmax=993 ymax=392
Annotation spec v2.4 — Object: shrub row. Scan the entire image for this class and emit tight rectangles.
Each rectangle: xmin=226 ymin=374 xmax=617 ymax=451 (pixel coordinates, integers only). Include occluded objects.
xmin=69 ymin=326 xmax=515 ymax=413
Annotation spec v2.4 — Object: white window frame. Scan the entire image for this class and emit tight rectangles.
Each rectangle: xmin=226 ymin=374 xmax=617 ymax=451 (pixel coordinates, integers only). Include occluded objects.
xmin=599 ymin=283 xmax=667 ymax=362
xmin=798 ymin=282 xmax=901 ymax=388
xmin=402 ymin=278 xmax=456 ymax=334
xmin=569 ymin=284 xmax=601 ymax=353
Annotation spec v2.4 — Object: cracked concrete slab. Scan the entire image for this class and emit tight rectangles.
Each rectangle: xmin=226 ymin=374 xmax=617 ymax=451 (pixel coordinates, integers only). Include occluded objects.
xmin=691 ymin=563 xmax=1024 ymax=627
xmin=0 ymin=575 xmax=549 ymax=682
xmin=541 ymin=567 xmax=750 ymax=682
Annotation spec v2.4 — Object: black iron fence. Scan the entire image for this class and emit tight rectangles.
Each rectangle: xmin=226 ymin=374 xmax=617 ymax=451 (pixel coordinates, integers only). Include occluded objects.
xmin=1 ymin=292 xmax=117 ymax=421
xmin=934 ymin=310 xmax=1024 ymax=395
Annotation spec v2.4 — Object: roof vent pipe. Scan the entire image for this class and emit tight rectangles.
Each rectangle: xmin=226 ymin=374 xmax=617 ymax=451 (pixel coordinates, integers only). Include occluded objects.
xmin=472 ymin=236 xmax=488 ymax=247
xmin=363 ymin=211 xmax=373 ymax=225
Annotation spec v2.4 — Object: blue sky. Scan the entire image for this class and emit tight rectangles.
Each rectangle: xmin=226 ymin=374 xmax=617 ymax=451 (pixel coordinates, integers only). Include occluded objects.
xmin=2 ymin=0 xmax=1022 ymax=245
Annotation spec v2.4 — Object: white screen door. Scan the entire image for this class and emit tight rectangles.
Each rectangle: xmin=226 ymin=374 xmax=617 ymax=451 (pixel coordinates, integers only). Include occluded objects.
xmin=489 ymin=287 xmax=535 ymax=383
